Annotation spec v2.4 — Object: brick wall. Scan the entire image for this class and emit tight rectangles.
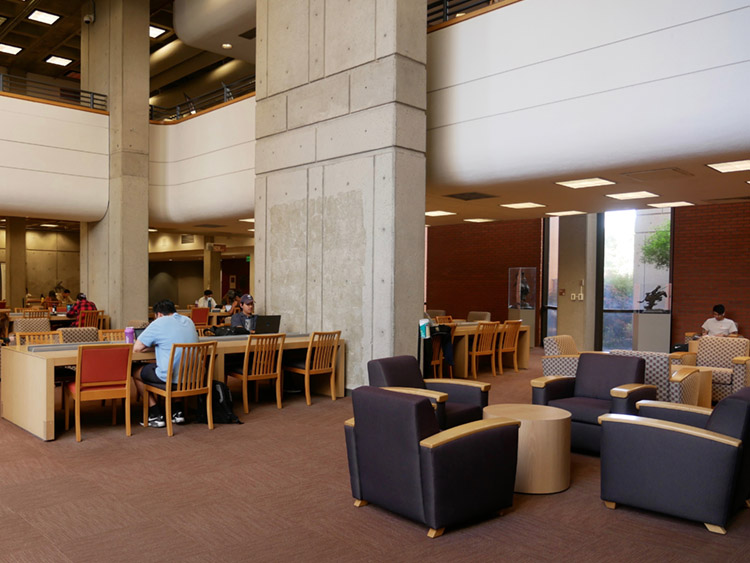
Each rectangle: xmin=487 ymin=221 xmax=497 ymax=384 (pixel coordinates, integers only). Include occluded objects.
xmin=426 ymin=219 xmax=543 ymax=337
xmin=671 ymin=202 xmax=750 ymax=342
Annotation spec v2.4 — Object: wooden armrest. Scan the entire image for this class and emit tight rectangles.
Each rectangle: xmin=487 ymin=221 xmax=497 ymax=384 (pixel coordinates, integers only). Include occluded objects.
xmin=669 ymin=367 xmax=710 ymax=383
xmin=382 ymin=387 xmax=448 ymax=403
xmin=610 ymin=383 xmax=657 ymax=398
xmin=732 ymin=356 xmax=750 ymax=364
xmin=669 ymin=351 xmax=695 ymax=360
xmin=419 ymin=418 xmax=520 ymax=449
xmin=531 ymin=375 xmax=571 ymax=388
xmin=598 ymin=414 xmax=740 ymax=447
xmin=344 ymin=417 xmax=354 ymax=428
xmin=423 ymin=378 xmax=490 ymax=392
xmin=635 ymin=400 xmax=713 ymax=416
xmin=685 ymin=332 xmax=697 ymax=339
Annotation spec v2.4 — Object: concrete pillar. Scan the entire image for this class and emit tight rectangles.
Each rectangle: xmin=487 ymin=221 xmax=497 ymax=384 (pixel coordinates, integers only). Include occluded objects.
xmin=255 ymin=0 xmax=427 ymax=389
xmin=557 ymin=214 xmax=598 ymax=350
xmin=6 ymin=217 xmax=26 ymax=308
xmin=79 ymin=0 xmax=150 ymax=327
xmin=203 ymin=238 xmax=222 ymax=295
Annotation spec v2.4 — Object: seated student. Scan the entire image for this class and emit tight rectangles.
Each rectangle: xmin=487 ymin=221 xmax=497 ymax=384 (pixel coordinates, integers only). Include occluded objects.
xmin=222 ymin=290 xmax=237 ymax=311
xmin=59 ymin=288 xmax=75 ymax=306
xmin=197 ymin=289 xmax=217 ymax=309
xmin=230 ymin=294 xmax=257 ymax=333
xmin=132 ymin=299 xmax=198 ymax=427
xmin=66 ymin=293 xmax=97 ymax=327
xmin=701 ymin=304 xmax=739 ymax=337
xmin=42 ymin=290 xmax=58 ymax=309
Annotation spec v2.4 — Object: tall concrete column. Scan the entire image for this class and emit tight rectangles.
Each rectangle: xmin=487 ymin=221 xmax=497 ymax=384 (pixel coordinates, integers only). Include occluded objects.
xmin=255 ymin=1 xmax=427 ymax=388
xmin=79 ymin=0 xmax=150 ymax=327
xmin=203 ymin=237 xmax=222 ymax=295
xmin=6 ymin=217 xmax=26 ymax=308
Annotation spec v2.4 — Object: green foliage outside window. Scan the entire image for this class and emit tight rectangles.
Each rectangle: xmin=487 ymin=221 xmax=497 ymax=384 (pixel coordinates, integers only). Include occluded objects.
xmin=640 ymin=222 xmax=671 ymax=270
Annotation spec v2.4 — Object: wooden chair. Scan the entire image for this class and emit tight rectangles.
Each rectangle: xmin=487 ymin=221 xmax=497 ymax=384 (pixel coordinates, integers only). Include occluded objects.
xmin=283 ymin=331 xmax=341 ymax=406
xmin=63 ymin=344 xmax=134 ymax=442
xmin=22 ymin=309 xmax=50 ymax=319
xmin=78 ymin=310 xmax=100 ymax=328
xmin=142 ymin=341 xmax=217 ymax=436
xmin=15 ymin=331 xmax=61 ymax=346
xmin=227 ymin=333 xmax=286 ymax=414
xmin=190 ymin=307 xmax=210 ymax=327
xmin=99 ymin=329 xmax=126 ymax=342
xmin=497 ymin=320 xmax=522 ymax=373
xmin=434 ymin=315 xmax=453 ymax=324
xmin=468 ymin=321 xmax=500 ymax=379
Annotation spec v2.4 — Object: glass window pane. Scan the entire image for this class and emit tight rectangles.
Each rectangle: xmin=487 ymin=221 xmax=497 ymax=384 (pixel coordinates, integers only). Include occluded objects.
xmin=603 ymin=311 xmax=633 ymax=351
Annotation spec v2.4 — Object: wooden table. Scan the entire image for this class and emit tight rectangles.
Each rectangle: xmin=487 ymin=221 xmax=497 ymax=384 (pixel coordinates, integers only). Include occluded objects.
xmin=451 ymin=323 xmax=530 ymax=378
xmin=484 ymin=404 xmax=571 ymax=494
xmin=0 ymin=335 xmax=346 ymax=441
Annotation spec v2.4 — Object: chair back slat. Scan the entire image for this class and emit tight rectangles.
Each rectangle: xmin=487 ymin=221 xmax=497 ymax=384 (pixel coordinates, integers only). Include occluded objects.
xmin=246 ymin=333 xmax=285 ymax=378
xmin=78 ymin=310 xmax=100 ymax=328
xmin=23 ymin=309 xmax=50 ymax=319
xmin=308 ymin=331 xmax=341 ymax=373
xmin=473 ymin=321 xmax=500 ymax=353
xmin=499 ymin=320 xmax=522 ymax=352
xmin=15 ymin=331 xmax=60 ymax=346
xmin=168 ymin=341 xmax=217 ymax=393
xmin=99 ymin=329 xmax=126 ymax=342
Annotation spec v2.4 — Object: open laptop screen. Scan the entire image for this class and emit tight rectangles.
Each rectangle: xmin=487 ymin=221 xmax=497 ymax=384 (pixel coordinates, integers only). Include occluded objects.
xmin=254 ymin=315 xmax=281 ymax=334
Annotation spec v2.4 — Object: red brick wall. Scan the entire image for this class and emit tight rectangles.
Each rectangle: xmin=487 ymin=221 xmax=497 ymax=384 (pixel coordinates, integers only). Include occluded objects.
xmin=426 ymin=219 xmax=543 ymax=336
xmin=671 ymin=202 xmax=750 ymax=342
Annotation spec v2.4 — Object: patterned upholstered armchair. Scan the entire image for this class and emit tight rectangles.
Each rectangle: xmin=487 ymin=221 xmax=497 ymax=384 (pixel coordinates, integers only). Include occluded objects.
xmin=541 ymin=335 xmax=582 ymax=378
xmin=670 ymin=336 xmax=750 ymax=403
xmin=610 ymin=349 xmax=711 ymax=406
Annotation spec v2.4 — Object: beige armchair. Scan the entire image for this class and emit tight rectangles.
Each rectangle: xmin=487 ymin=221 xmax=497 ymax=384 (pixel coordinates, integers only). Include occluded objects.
xmin=670 ymin=336 xmax=750 ymax=403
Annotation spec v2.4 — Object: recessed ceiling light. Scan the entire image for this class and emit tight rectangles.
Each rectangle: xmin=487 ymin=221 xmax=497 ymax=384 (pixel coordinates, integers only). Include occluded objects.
xmin=239 ymin=218 xmax=255 ymax=223
xmin=706 ymin=159 xmax=750 ymax=173
xmin=149 ymin=25 xmax=166 ymax=38
xmin=148 ymin=228 xmax=158 ymax=232
xmin=0 ymin=43 xmax=22 ymax=55
xmin=46 ymin=55 xmax=72 ymax=66
xmin=425 ymin=210 xmax=456 ymax=217
xmin=464 ymin=218 xmax=494 ymax=223
xmin=606 ymin=191 xmax=658 ymax=200
xmin=647 ymin=201 xmax=695 ymax=208
xmin=555 ymin=178 xmax=615 ymax=189
xmin=545 ymin=211 xmax=586 ymax=216
xmin=222 ymin=43 xmax=233 ymax=49
xmin=248 ymin=229 xmax=255 ymax=232
xmin=39 ymin=223 xmax=59 ymax=228
xmin=501 ymin=202 xmax=546 ymax=209
xmin=28 ymin=10 xmax=60 ymax=25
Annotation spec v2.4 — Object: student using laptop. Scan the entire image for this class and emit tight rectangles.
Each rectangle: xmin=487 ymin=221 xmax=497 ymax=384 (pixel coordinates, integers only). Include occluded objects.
xmin=230 ymin=294 xmax=257 ymax=333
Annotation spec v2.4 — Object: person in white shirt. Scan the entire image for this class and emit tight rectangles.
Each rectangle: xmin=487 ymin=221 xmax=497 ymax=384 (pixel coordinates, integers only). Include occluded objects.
xmin=701 ymin=304 xmax=738 ymax=337
xmin=197 ymin=289 xmax=217 ymax=309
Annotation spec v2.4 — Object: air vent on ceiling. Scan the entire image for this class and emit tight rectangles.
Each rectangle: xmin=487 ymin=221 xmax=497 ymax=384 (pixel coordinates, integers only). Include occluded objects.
xmin=621 ymin=168 xmax=694 ymax=182
xmin=194 ymin=224 xmax=225 ymax=228
xmin=446 ymin=192 xmax=494 ymax=201
xmin=180 ymin=234 xmax=195 ymax=244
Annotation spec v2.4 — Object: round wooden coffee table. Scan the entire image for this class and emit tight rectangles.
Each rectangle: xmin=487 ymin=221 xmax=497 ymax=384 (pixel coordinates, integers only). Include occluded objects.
xmin=483 ymin=404 xmax=571 ymax=494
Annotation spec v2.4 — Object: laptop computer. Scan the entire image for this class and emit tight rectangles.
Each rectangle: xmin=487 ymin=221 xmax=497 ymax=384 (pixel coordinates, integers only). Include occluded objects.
xmin=254 ymin=315 xmax=281 ymax=334
xmin=134 ymin=327 xmax=147 ymax=341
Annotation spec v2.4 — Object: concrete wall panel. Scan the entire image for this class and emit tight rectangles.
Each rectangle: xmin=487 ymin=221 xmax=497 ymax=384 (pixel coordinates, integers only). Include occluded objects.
xmin=309 ymin=0 xmax=326 ymax=81
xmin=255 ymin=126 xmax=317 ymax=173
xmin=267 ymin=0 xmax=309 ymax=95
xmin=255 ymin=95 xmax=287 ymax=138
xmin=324 ymin=0 xmax=376 ymax=76
xmin=376 ymin=0 xmax=426 ymax=63
xmin=316 ymin=105 xmax=394 ymax=161
xmin=287 ymin=73 xmax=350 ymax=130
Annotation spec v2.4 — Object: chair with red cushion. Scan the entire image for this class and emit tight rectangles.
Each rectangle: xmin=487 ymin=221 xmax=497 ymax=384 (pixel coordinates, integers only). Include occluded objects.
xmin=63 ymin=344 xmax=134 ymax=442
xmin=190 ymin=307 xmax=210 ymax=327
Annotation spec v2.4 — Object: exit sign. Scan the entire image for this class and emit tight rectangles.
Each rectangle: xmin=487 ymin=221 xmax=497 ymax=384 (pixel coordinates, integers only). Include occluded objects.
xmin=246 ymin=255 xmax=251 ymax=263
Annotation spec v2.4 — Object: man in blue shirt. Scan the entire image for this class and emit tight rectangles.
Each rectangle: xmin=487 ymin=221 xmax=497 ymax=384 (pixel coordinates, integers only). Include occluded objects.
xmin=133 ymin=299 xmax=198 ymax=427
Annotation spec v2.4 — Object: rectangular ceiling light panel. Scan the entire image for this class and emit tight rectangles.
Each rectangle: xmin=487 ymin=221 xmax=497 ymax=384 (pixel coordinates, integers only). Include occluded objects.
xmin=555 ymin=177 xmax=615 ymax=189
xmin=425 ymin=210 xmax=456 ymax=217
xmin=46 ymin=55 xmax=72 ymax=66
xmin=501 ymin=202 xmax=545 ymax=209
xmin=647 ymin=201 xmax=694 ymax=208
xmin=606 ymin=191 xmax=658 ymax=200
xmin=28 ymin=10 xmax=60 ymax=25
xmin=0 ymin=43 xmax=22 ymax=55
xmin=546 ymin=210 xmax=585 ymax=216
xmin=706 ymin=160 xmax=750 ymax=173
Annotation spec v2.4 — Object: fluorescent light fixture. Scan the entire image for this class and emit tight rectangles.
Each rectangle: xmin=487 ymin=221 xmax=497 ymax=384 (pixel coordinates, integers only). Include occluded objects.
xmin=706 ymin=159 xmax=750 ymax=173
xmin=501 ymin=202 xmax=546 ymax=209
xmin=647 ymin=201 xmax=694 ymax=208
xmin=46 ymin=55 xmax=72 ymax=66
xmin=148 ymin=228 xmax=158 ymax=232
xmin=248 ymin=229 xmax=255 ymax=232
xmin=555 ymin=177 xmax=615 ymax=189
xmin=545 ymin=210 xmax=585 ymax=217
xmin=28 ymin=10 xmax=60 ymax=25
xmin=464 ymin=218 xmax=494 ymax=223
xmin=39 ymin=223 xmax=59 ymax=228
xmin=606 ymin=191 xmax=658 ymax=200
xmin=425 ymin=210 xmax=456 ymax=217
xmin=0 ymin=43 xmax=22 ymax=55
xmin=149 ymin=25 xmax=166 ymax=38
xmin=239 ymin=218 xmax=255 ymax=223
xmin=222 ymin=43 xmax=233 ymax=49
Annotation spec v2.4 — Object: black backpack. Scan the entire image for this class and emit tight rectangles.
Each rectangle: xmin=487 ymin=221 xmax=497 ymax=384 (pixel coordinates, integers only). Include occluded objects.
xmin=197 ymin=380 xmax=242 ymax=424
xmin=205 ymin=326 xmax=249 ymax=337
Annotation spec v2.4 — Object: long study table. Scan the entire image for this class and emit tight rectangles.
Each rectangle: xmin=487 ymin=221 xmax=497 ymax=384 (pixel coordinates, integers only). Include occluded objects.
xmin=0 ymin=335 xmax=346 ymax=441
xmin=451 ymin=323 xmax=530 ymax=378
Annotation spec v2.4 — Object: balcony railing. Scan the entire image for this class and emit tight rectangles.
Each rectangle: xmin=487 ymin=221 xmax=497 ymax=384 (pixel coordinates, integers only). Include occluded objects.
xmin=149 ymin=75 xmax=256 ymax=122
xmin=0 ymin=73 xmax=107 ymax=111
xmin=428 ymin=0 xmax=495 ymax=26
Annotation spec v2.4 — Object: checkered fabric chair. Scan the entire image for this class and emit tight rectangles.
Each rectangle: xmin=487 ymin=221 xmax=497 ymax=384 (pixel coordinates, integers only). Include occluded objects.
xmin=541 ymin=335 xmax=580 ymax=378
xmin=13 ymin=318 xmax=51 ymax=334
xmin=610 ymin=349 xmax=704 ymax=404
xmin=58 ymin=327 xmax=100 ymax=343
xmin=670 ymin=336 xmax=750 ymax=402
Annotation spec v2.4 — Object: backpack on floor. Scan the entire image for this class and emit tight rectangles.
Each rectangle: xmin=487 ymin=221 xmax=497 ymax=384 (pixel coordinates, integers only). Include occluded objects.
xmin=197 ymin=380 xmax=242 ymax=424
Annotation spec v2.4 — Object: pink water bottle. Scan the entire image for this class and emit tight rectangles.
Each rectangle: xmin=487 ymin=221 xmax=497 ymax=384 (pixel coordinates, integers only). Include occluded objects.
xmin=125 ymin=327 xmax=135 ymax=344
